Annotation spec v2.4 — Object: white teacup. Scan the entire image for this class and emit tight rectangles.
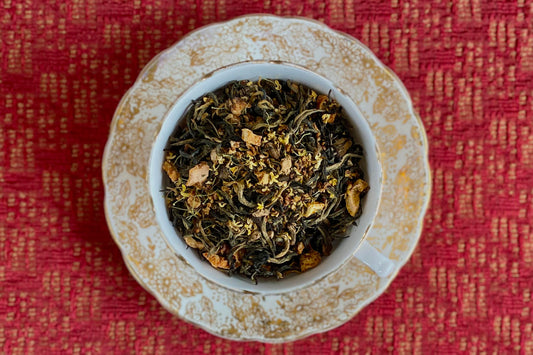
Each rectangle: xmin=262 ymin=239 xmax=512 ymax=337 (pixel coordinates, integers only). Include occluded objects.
xmin=149 ymin=61 xmax=394 ymax=294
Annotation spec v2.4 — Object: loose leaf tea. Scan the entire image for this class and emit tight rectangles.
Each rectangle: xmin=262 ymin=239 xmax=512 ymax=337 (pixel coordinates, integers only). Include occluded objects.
xmin=162 ymin=79 xmax=369 ymax=281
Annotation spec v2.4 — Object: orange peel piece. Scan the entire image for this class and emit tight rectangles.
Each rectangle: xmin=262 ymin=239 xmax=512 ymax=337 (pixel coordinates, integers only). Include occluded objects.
xmin=345 ymin=179 xmax=369 ymax=217
xmin=300 ymin=249 xmax=321 ymax=272
xmin=186 ymin=162 xmax=210 ymax=187
xmin=241 ymin=128 xmax=262 ymax=146
xmin=162 ymin=161 xmax=180 ymax=183
xmin=202 ymin=253 xmax=230 ymax=269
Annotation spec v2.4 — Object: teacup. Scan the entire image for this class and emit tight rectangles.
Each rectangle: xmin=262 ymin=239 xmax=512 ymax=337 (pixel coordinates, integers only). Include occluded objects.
xmin=149 ymin=61 xmax=394 ymax=294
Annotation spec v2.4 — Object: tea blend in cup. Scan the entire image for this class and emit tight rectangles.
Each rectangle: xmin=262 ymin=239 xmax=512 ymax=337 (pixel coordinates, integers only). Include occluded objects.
xmin=161 ymin=78 xmax=369 ymax=281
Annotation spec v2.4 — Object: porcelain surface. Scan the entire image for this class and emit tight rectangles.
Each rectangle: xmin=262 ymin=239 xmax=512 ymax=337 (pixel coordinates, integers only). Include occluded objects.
xmin=102 ymin=15 xmax=431 ymax=342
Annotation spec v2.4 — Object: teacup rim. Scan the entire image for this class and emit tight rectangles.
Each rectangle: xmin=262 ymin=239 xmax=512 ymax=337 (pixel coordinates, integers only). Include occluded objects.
xmin=148 ymin=60 xmax=383 ymax=295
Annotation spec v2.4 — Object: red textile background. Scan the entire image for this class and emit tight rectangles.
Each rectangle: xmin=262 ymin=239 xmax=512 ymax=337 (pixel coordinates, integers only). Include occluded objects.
xmin=1 ymin=0 xmax=533 ymax=353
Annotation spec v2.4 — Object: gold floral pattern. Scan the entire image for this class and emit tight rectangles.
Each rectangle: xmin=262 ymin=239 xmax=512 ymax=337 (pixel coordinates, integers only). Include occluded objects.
xmin=102 ymin=15 xmax=431 ymax=342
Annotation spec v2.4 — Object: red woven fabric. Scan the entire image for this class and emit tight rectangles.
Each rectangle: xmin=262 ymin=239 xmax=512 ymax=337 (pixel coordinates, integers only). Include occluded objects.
xmin=1 ymin=1 xmax=532 ymax=353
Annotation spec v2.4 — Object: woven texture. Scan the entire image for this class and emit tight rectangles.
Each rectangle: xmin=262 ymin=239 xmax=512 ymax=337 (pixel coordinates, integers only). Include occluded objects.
xmin=1 ymin=0 xmax=533 ymax=353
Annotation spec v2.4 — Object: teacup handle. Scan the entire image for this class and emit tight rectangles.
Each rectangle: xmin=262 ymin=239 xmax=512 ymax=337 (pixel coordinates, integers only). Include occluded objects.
xmin=354 ymin=240 xmax=396 ymax=278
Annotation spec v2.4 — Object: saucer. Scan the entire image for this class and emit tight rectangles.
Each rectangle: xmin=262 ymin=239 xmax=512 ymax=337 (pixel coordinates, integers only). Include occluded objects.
xmin=102 ymin=14 xmax=431 ymax=342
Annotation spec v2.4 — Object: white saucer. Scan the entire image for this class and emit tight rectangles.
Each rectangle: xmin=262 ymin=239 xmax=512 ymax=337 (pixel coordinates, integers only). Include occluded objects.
xmin=102 ymin=15 xmax=431 ymax=342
